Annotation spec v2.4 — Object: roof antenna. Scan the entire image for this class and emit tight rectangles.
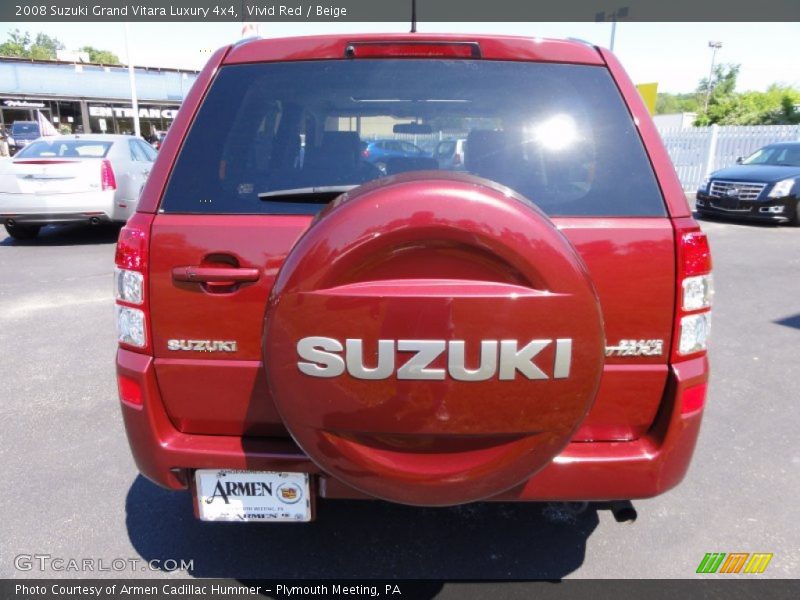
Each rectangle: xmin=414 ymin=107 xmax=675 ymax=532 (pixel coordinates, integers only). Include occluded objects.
xmin=410 ymin=0 xmax=417 ymax=33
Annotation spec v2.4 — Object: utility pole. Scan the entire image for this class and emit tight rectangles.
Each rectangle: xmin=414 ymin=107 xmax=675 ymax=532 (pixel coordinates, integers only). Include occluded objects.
xmin=596 ymin=6 xmax=629 ymax=51
xmin=124 ymin=23 xmax=141 ymax=138
xmin=704 ymin=41 xmax=723 ymax=113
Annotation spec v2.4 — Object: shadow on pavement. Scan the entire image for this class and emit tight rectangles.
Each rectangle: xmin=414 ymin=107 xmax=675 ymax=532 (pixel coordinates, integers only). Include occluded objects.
xmin=0 ymin=223 xmax=122 ymax=246
xmin=774 ymin=313 xmax=800 ymax=331
xmin=126 ymin=476 xmax=600 ymax=580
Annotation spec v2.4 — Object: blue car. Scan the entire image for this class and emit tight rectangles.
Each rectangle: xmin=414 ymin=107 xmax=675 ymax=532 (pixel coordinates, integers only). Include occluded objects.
xmin=8 ymin=121 xmax=41 ymax=155
xmin=362 ymin=139 xmax=429 ymax=172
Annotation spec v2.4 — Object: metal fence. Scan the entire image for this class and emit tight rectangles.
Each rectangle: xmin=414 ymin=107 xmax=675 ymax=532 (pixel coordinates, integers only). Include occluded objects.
xmin=658 ymin=124 xmax=800 ymax=191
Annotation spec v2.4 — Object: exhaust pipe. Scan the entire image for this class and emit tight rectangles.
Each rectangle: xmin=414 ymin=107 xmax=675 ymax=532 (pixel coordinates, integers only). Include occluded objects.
xmin=89 ymin=217 xmax=100 ymax=225
xmin=608 ymin=500 xmax=637 ymax=523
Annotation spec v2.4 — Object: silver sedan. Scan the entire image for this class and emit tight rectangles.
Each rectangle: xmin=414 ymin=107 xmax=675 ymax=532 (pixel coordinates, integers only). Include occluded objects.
xmin=0 ymin=134 xmax=155 ymax=240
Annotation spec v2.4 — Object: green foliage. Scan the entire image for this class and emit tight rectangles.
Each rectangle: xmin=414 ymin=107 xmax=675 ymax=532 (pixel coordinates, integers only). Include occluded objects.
xmin=0 ymin=30 xmax=118 ymax=65
xmin=656 ymin=92 xmax=700 ymax=115
xmin=0 ymin=29 xmax=31 ymax=58
xmin=655 ymin=62 xmax=800 ymax=126
xmin=656 ymin=63 xmax=800 ymax=126
xmin=78 ymin=46 xmax=121 ymax=65
xmin=30 ymin=32 xmax=64 ymax=59
xmin=0 ymin=30 xmax=64 ymax=60
xmin=699 ymin=64 xmax=740 ymax=98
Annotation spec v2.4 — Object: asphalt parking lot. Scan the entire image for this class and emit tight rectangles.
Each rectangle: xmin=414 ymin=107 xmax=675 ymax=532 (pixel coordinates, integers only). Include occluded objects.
xmin=0 ymin=211 xmax=798 ymax=582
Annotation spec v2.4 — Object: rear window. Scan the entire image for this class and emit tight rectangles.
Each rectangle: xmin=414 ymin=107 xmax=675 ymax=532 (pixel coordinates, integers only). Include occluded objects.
xmin=16 ymin=139 xmax=113 ymax=159
xmin=161 ymin=60 xmax=665 ymax=217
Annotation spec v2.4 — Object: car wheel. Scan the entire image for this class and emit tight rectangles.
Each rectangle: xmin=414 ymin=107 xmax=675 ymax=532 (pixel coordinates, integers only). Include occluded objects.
xmin=4 ymin=223 xmax=41 ymax=240
xmin=791 ymin=201 xmax=800 ymax=227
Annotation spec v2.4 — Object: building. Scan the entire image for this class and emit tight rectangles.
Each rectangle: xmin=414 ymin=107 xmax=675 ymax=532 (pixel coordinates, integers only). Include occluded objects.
xmin=653 ymin=112 xmax=698 ymax=130
xmin=0 ymin=56 xmax=198 ymax=137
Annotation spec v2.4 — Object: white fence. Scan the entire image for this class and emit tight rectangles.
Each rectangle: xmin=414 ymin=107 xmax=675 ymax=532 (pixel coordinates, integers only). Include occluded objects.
xmin=658 ymin=124 xmax=800 ymax=191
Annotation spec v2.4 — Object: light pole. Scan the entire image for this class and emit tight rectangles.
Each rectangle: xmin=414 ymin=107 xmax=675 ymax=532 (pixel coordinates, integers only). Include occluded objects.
xmin=595 ymin=6 xmax=629 ymax=52
xmin=704 ymin=41 xmax=723 ymax=112
xmin=124 ymin=23 xmax=141 ymax=138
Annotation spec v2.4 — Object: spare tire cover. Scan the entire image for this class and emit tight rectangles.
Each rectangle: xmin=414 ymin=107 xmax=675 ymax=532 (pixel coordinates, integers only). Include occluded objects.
xmin=265 ymin=172 xmax=604 ymax=506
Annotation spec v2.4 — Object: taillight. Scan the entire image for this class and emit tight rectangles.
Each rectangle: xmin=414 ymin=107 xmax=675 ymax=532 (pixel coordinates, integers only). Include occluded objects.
xmin=101 ymin=159 xmax=117 ymax=191
xmin=362 ymin=148 xmax=370 ymax=158
xmin=345 ymin=42 xmax=481 ymax=59
xmin=115 ymin=213 xmax=153 ymax=351
xmin=673 ymin=222 xmax=713 ymax=361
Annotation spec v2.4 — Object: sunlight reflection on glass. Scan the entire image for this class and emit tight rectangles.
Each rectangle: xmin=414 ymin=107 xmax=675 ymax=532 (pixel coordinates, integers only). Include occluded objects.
xmin=534 ymin=114 xmax=578 ymax=151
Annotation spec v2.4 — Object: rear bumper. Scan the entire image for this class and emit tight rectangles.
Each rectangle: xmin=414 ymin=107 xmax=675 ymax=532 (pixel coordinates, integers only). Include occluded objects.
xmin=3 ymin=212 xmax=113 ymax=226
xmin=0 ymin=190 xmax=118 ymax=224
xmin=118 ymin=348 xmax=708 ymax=502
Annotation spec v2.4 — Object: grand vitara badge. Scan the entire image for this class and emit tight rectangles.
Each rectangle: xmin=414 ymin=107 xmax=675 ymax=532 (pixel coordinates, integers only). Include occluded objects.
xmin=605 ymin=339 xmax=663 ymax=357
xmin=296 ymin=337 xmax=573 ymax=381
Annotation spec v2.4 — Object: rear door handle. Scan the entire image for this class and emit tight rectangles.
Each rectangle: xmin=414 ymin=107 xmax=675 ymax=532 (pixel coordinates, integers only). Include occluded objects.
xmin=172 ymin=266 xmax=260 ymax=284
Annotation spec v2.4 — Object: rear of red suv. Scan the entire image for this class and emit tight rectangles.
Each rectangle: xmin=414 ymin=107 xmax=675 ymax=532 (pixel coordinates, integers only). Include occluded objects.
xmin=115 ymin=34 xmax=712 ymax=522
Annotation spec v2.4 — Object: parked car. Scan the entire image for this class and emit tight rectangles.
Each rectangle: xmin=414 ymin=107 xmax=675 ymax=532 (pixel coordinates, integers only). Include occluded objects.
xmin=362 ymin=139 xmax=429 ymax=172
xmin=7 ymin=121 xmax=41 ymax=155
xmin=148 ymin=130 xmax=168 ymax=151
xmin=115 ymin=35 xmax=712 ymax=523
xmin=696 ymin=142 xmax=800 ymax=226
xmin=434 ymin=138 xmax=467 ymax=170
xmin=0 ymin=134 xmax=157 ymax=239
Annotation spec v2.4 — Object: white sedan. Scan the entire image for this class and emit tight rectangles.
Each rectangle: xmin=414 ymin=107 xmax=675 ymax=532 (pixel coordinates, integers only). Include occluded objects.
xmin=0 ymin=134 xmax=156 ymax=240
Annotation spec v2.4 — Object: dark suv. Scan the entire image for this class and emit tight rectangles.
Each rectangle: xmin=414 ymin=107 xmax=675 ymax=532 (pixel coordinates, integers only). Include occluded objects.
xmin=115 ymin=35 xmax=712 ymax=522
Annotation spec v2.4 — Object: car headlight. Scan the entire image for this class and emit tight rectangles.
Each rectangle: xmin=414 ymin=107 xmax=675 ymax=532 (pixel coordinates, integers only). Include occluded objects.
xmin=697 ymin=177 xmax=710 ymax=194
xmin=768 ymin=178 xmax=795 ymax=199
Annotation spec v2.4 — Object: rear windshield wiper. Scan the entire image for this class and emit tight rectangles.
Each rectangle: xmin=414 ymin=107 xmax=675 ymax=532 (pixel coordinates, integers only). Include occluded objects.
xmin=258 ymin=185 xmax=357 ymax=203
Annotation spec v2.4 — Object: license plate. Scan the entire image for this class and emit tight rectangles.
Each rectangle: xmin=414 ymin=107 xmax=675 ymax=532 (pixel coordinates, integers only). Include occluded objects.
xmin=194 ymin=470 xmax=311 ymax=522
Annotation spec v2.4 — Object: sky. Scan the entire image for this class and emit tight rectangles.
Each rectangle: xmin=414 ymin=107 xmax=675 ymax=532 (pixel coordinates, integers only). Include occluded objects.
xmin=0 ymin=21 xmax=798 ymax=94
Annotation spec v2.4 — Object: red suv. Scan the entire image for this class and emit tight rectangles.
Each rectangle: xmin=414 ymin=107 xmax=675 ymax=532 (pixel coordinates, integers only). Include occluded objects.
xmin=115 ymin=35 xmax=712 ymax=522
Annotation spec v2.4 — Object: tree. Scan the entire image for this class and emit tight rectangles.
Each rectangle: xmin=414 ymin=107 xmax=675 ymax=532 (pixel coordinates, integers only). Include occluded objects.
xmin=0 ymin=29 xmax=30 ymax=58
xmin=28 ymin=32 xmax=63 ymax=60
xmin=0 ymin=30 xmax=118 ymax=65
xmin=693 ymin=64 xmax=800 ymax=126
xmin=78 ymin=46 xmax=121 ymax=65
xmin=655 ymin=92 xmax=700 ymax=115
xmin=656 ymin=63 xmax=800 ymax=126
xmin=698 ymin=64 xmax=740 ymax=98
xmin=695 ymin=64 xmax=741 ymax=125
